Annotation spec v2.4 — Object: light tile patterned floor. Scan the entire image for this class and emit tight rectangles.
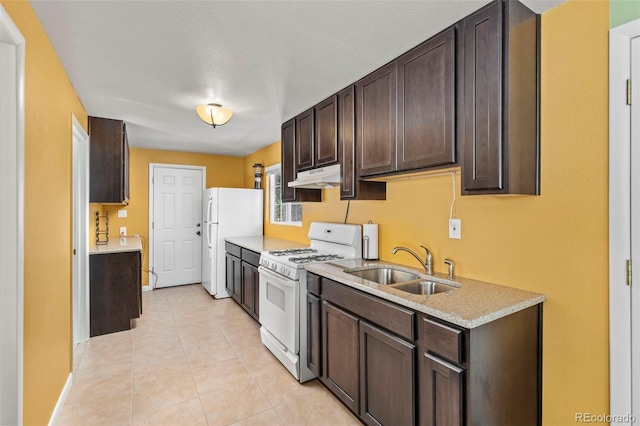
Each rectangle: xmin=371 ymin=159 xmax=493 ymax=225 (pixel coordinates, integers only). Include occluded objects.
xmin=58 ymin=284 xmax=360 ymax=426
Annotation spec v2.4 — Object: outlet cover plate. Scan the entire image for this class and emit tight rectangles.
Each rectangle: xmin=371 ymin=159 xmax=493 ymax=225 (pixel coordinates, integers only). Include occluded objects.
xmin=449 ymin=219 xmax=461 ymax=239
xmin=118 ymin=209 xmax=127 ymax=218
xmin=120 ymin=227 xmax=127 ymax=236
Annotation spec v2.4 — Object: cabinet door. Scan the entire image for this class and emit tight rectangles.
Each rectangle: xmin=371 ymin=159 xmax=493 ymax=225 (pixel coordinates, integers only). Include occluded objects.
xmin=339 ymin=86 xmax=356 ymax=199
xmin=461 ymin=2 xmax=503 ymax=192
xmin=122 ymin=126 xmax=130 ymax=203
xmin=397 ymin=27 xmax=456 ymax=172
xmin=251 ymin=264 xmax=260 ymax=320
xmin=232 ymin=256 xmax=242 ymax=303
xmin=89 ymin=116 xmax=127 ymax=204
xmin=360 ymin=321 xmax=416 ymax=426
xmin=295 ymin=108 xmax=315 ymax=171
xmin=315 ymin=95 xmax=338 ymax=167
xmin=307 ymin=293 xmax=322 ymax=377
xmin=89 ymin=251 xmax=140 ymax=337
xmin=241 ymin=261 xmax=255 ymax=316
xmin=421 ymin=352 xmax=464 ymax=426
xmin=322 ymin=301 xmax=360 ymax=414
xmin=281 ymin=119 xmax=297 ymax=202
xmin=356 ymin=62 xmax=397 ymax=177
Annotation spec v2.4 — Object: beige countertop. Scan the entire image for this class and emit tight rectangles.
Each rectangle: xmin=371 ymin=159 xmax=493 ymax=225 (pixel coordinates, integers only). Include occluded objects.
xmin=89 ymin=237 xmax=143 ymax=255
xmin=225 ymin=235 xmax=307 ymax=253
xmin=305 ymin=259 xmax=546 ymax=329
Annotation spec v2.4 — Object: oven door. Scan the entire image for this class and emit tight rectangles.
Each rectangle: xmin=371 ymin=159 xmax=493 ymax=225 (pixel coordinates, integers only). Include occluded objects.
xmin=258 ymin=266 xmax=299 ymax=353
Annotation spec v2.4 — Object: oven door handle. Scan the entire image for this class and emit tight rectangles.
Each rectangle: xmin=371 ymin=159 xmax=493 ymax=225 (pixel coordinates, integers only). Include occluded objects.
xmin=258 ymin=266 xmax=296 ymax=288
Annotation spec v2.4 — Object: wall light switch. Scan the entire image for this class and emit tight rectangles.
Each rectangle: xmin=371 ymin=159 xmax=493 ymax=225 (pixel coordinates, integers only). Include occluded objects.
xmin=118 ymin=209 xmax=127 ymax=218
xmin=449 ymin=219 xmax=461 ymax=239
xmin=120 ymin=227 xmax=127 ymax=236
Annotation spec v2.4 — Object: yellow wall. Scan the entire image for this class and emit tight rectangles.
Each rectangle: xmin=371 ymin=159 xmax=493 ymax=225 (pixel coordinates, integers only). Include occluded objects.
xmin=259 ymin=1 xmax=610 ymax=423
xmin=103 ymin=148 xmax=245 ymax=285
xmin=1 ymin=1 xmax=88 ymax=424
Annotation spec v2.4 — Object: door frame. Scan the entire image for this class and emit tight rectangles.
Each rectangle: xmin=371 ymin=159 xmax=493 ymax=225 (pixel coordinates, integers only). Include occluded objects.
xmin=609 ymin=18 xmax=640 ymax=423
xmin=72 ymin=115 xmax=90 ymax=345
xmin=0 ymin=4 xmax=25 ymax=424
xmin=148 ymin=163 xmax=206 ymax=290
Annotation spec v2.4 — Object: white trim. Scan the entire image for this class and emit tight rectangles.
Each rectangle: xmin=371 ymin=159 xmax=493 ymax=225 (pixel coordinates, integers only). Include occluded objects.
xmin=47 ymin=373 xmax=73 ymax=426
xmin=609 ymin=18 xmax=640 ymax=424
xmin=265 ymin=163 xmax=281 ymax=175
xmin=0 ymin=5 xmax=25 ymax=425
xmin=147 ymin=163 xmax=206 ymax=290
xmin=71 ymin=115 xmax=90 ymax=345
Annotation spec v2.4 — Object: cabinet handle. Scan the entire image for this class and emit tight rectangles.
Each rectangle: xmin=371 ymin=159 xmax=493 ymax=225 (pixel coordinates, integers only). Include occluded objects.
xmin=425 ymin=352 xmax=463 ymax=373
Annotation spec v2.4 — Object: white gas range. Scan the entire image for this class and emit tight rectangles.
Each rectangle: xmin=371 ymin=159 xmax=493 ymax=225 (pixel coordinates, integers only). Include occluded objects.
xmin=258 ymin=222 xmax=362 ymax=382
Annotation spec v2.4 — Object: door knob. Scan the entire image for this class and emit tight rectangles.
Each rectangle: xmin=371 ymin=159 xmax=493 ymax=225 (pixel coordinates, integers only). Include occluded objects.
xmin=196 ymin=231 xmax=201 ymax=236
xmin=196 ymin=223 xmax=201 ymax=227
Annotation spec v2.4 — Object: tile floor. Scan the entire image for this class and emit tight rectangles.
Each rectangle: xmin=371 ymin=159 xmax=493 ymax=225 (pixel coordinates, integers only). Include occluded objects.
xmin=58 ymin=284 xmax=360 ymax=425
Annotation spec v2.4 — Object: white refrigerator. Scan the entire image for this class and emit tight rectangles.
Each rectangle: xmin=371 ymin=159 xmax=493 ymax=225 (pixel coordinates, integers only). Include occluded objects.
xmin=202 ymin=188 xmax=263 ymax=297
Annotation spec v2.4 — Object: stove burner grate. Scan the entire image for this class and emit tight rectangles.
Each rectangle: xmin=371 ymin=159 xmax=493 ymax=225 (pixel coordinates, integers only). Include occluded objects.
xmin=289 ymin=254 xmax=345 ymax=264
xmin=268 ymin=248 xmax=317 ymax=257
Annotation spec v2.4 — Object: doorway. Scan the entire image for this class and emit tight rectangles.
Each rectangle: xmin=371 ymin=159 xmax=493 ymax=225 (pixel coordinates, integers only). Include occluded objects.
xmin=609 ymin=18 xmax=640 ymax=424
xmin=72 ymin=115 xmax=90 ymax=345
xmin=0 ymin=5 xmax=25 ymax=424
xmin=148 ymin=164 xmax=205 ymax=289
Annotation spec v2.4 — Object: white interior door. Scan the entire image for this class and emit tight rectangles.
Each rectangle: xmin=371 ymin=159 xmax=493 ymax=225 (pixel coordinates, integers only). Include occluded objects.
xmin=631 ymin=35 xmax=640 ymax=421
xmin=0 ymin=6 xmax=24 ymax=424
xmin=72 ymin=116 xmax=89 ymax=345
xmin=152 ymin=166 xmax=203 ymax=288
xmin=610 ymin=20 xmax=640 ymax=425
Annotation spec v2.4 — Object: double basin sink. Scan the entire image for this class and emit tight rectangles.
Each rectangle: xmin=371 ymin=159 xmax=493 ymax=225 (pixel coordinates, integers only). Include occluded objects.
xmin=344 ymin=266 xmax=458 ymax=296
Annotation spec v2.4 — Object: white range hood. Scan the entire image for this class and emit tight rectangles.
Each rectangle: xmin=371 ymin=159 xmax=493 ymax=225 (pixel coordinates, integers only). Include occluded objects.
xmin=288 ymin=164 xmax=341 ymax=189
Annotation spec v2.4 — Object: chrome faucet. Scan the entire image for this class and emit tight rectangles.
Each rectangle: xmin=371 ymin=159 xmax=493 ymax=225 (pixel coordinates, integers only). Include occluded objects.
xmin=391 ymin=245 xmax=433 ymax=275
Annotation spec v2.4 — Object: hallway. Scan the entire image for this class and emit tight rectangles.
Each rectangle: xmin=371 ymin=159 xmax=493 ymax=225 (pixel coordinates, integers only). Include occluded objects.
xmin=57 ymin=284 xmax=359 ymax=425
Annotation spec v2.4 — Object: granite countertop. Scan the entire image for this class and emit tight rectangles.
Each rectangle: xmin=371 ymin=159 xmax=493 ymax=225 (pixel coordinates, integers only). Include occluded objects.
xmin=305 ymin=259 xmax=546 ymax=329
xmin=225 ymin=235 xmax=308 ymax=253
xmin=89 ymin=237 xmax=143 ymax=255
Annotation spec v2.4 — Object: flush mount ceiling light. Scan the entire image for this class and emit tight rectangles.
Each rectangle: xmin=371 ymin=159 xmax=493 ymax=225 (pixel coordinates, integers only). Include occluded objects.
xmin=196 ymin=103 xmax=233 ymax=128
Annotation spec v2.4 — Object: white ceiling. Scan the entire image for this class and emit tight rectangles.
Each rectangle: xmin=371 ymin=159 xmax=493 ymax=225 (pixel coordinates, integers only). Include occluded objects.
xmin=31 ymin=0 xmax=565 ymax=157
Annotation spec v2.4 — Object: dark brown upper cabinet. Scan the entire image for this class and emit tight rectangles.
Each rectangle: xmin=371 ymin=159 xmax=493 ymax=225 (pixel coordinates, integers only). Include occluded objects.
xmin=460 ymin=0 xmax=540 ymax=195
xmin=338 ymin=86 xmax=386 ymax=201
xmin=397 ymin=27 xmax=456 ymax=172
xmin=281 ymin=118 xmax=322 ymax=203
xmin=314 ymin=95 xmax=339 ymax=167
xmin=89 ymin=116 xmax=129 ymax=204
xmin=356 ymin=62 xmax=398 ymax=177
xmin=356 ymin=27 xmax=457 ymax=179
xmin=295 ymin=108 xmax=315 ymax=172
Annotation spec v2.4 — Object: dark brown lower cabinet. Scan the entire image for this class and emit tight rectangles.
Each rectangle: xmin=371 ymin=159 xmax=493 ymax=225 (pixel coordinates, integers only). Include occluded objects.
xmin=225 ymin=252 xmax=241 ymax=303
xmin=307 ymin=293 xmax=322 ymax=376
xmin=360 ymin=321 xmax=416 ymax=426
xmin=421 ymin=352 xmax=464 ymax=426
xmin=89 ymin=251 xmax=141 ymax=337
xmin=241 ymin=261 xmax=259 ymax=321
xmin=322 ymin=301 xmax=360 ymax=413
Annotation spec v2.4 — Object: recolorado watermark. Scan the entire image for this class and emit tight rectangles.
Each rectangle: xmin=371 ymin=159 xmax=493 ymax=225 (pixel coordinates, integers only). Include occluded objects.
xmin=575 ymin=413 xmax=637 ymax=423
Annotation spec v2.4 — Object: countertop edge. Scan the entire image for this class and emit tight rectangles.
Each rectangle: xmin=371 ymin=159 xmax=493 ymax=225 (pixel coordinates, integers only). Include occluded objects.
xmin=225 ymin=235 xmax=308 ymax=254
xmin=304 ymin=261 xmax=546 ymax=329
xmin=89 ymin=237 xmax=143 ymax=255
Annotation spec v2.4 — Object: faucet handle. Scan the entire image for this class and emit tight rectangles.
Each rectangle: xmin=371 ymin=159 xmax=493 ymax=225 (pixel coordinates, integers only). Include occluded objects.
xmin=419 ymin=245 xmax=432 ymax=261
xmin=444 ymin=258 xmax=454 ymax=279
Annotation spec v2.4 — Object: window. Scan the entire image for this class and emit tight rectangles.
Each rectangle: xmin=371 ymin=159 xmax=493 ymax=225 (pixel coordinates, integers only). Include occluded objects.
xmin=267 ymin=164 xmax=302 ymax=226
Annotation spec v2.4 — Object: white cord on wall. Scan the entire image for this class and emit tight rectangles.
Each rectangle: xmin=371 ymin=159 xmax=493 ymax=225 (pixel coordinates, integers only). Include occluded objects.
xmin=449 ymin=171 xmax=456 ymax=220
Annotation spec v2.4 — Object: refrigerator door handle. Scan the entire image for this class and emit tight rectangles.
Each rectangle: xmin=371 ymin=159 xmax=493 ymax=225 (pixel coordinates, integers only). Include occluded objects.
xmin=207 ymin=223 xmax=213 ymax=249
xmin=207 ymin=197 xmax=214 ymax=222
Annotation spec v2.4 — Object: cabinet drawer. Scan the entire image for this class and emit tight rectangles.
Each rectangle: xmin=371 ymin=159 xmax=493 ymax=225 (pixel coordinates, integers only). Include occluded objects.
xmin=307 ymin=273 xmax=322 ymax=296
xmin=422 ymin=317 xmax=464 ymax=364
xmin=225 ymin=242 xmax=241 ymax=258
xmin=241 ymin=248 xmax=260 ymax=267
xmin=323 ymin=279 xmax=415 ymax=341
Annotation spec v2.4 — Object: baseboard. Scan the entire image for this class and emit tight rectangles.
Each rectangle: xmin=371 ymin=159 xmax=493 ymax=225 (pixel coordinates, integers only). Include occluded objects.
xmin=142 ymin=285 xmax=151 ymax=292
xmin=48 ymin=372 xmax=72 ymax=426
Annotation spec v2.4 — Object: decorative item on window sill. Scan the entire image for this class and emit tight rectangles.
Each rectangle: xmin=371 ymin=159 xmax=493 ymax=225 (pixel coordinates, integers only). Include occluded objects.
xmin=196 ymin=103 xmax=233 ymax=128
xmin=253 ymin=163 xmax=264 ymax=189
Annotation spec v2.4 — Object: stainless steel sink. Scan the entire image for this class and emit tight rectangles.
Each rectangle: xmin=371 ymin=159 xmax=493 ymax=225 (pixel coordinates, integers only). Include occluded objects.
xmin=345 ymin=267 xmax=420 ymax=285
xmin=391 ymin=281 xmax=456 ymax=295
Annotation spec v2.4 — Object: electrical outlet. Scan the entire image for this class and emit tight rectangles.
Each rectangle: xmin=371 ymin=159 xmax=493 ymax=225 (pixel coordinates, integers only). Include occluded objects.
xmin=449 ymin=219 xmax=461 ymax=239
xmin=120 ymin=227 xmax=127 ymax=236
